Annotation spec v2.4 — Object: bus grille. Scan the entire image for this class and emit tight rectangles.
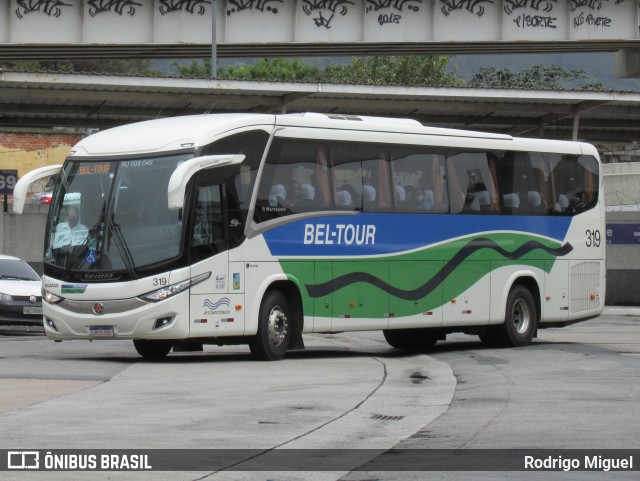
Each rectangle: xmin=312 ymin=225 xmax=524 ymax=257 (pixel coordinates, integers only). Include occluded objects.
xmin=570 ymin=261 xmax=601 ymax=313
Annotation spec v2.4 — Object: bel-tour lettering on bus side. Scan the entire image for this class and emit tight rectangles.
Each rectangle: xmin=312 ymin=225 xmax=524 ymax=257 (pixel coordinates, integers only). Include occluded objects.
xmin=303 ymin=223 xmax=376 ymax=246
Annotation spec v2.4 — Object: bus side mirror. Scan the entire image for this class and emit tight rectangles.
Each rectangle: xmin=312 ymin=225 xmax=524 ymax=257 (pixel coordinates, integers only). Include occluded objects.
xmin=167 ymin=154 xmax=245 ymax=211
xmin=12 ymin=164 xmax=63 ymax=214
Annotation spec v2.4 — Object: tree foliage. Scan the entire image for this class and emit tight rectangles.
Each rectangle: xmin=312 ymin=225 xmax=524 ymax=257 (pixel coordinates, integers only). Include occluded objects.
xmin=469 ymin=65 xmax=603 ymax=91
xmin=322 ymin=55 xmax=464 ymax=87
xmin=222 ymin=58 xmax=321 ymax=82
xmin=0 ymin=59 xmax=157 ymax=75
xmin=175 ymin=56 xmax=464 ymax=87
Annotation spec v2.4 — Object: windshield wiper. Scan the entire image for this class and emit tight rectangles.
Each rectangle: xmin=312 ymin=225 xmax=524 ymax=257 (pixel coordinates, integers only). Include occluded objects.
xmin=108 ymin=214 xmax=137 ymax=278
xmin=0 ymin=275 xmax=35 ymax=281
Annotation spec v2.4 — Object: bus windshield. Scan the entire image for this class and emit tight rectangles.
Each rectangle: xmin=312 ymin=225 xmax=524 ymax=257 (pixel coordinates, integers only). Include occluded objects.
xmin=44 ymin=153 xmax=193 ymax=275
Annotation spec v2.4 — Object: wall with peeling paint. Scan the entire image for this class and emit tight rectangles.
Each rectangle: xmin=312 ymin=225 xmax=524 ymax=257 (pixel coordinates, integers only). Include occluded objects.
xmin=0 ymin=132 xmax=81 ymax=179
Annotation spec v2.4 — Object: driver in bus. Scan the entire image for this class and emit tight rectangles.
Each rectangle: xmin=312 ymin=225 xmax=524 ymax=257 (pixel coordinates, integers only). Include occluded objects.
xmin=52 ymin=205 xmax=89 ymax=253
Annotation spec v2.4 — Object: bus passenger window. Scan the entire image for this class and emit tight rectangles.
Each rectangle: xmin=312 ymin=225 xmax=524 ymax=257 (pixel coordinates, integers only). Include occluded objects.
xmin=254 ymin=139 xmax=331 ymax=222
xmin=390 ymin=148 xmax=447 ymax=213
xmin=499 ymin=151 xmax=549 ymax=216
xmin=549 ymin=154 xmax=599 ymax=215
xmin=447 ymin=152 xmax=499 ymax=214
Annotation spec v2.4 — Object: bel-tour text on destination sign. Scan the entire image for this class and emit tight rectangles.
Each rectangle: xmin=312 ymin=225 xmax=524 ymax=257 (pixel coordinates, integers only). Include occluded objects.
xmin=525 ymin=454 xmax=633 ymax=472
xmin=304 ymin=224 xmax=376 ymax=246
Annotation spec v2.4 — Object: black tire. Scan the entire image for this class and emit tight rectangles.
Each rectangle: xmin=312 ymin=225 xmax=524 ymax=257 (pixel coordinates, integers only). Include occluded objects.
xmin=495 ymin=285 xmax=538 ymax=347
xmin=383 ymin=328 xmax=439 ymax=351
xmin=249 ymin=290 xmax=291 ymax=361
xmin=133 ymin=339 xmax=173 ymax=359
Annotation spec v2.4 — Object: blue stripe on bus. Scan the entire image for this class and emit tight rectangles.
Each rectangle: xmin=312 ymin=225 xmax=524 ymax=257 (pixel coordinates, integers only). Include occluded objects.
xmin=262 ymin=213 xmax=572 ymax=257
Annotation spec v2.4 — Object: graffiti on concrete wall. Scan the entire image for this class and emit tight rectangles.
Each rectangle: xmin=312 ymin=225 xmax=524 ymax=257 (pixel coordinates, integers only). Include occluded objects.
xmin=503 ymin=0 xmax=559 ymax=29
xmin=571 ymin=0 xmax=628 ymax=29
xmin=440 ymin=0 xmax=495 ymax=17
xmin=87 ymin=1 xmax=142 ymax=17
xmin=15 ymin=0 xmax=72 ymax=19
xmin=302 ymin=0 xmax=355 ymax=28
xmin=366 ymin=0 xmax=422 ymax=26
xmin=159 ymin=0 xmax=212 ymax=16
xmin=9 ymin=0 xmax=640 ymax=41
xmin=503 ymin=0 xmax=557 ymax=14
xmin=226 ymin=0 xmax=282 ymax=15
xmin=571 ymin=0 xmax=626 ymax=10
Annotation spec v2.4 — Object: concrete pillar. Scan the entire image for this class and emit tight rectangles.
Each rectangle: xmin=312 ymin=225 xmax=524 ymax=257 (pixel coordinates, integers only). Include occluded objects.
xmin=615 ymin=49 xmax=640 ymax=78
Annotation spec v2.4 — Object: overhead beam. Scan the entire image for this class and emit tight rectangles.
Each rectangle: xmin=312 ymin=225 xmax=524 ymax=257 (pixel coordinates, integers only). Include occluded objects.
xmin=2 ymin=41 xmax=640 ymax=61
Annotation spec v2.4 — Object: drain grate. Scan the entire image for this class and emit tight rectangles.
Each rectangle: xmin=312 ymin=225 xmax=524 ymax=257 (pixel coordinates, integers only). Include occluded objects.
xmin=371 ymin=413 xmax=405 ymax=421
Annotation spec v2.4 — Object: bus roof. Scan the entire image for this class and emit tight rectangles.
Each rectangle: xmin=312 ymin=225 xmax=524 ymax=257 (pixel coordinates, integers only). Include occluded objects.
xmin=69 ymin=112 xmax=591 ymax=157
xmin=278 ymin=112 xmax=514 ymax=141
xmin=70 ymin=114 xmax=276 ymax=156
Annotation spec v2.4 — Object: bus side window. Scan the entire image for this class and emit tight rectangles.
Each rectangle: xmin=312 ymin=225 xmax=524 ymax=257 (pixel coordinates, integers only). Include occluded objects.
xmin=552 ymin=154 xmax=583 ymax=213
xmin=201 ymin=129 xmax=267 ymax=233
xmin=390 ymin=148 xmax=447 ymax=213
xmin=447 ymin=152 xmax=499 ymax=214
xmin=548 ymin=153 xmax=599 ymax=215
xmin=578 ymin=155 xmax=599 ymax=208
xmin=499 ymin=152 xmax=549 ymax=216
xmin=254 ymin=138 xmax=331 ymax=222
xmin=191 ymin=184 xmax=225 ymax=260
xmin=328 ymin=141 xmax=386 ymax=212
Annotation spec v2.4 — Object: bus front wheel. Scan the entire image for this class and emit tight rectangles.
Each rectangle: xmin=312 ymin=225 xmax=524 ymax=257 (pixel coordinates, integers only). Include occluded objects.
xmin=495 ymin=285 xmax=537 ymax=347
xmin=249 ymin=290 xmax=291 ymax=361
xmin=133 ymin=339 xmax=173 ymax=359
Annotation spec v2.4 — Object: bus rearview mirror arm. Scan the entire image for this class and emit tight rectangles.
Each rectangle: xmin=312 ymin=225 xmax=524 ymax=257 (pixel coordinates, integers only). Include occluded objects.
xmin=167 ymin=154 xmax=245 ymax=211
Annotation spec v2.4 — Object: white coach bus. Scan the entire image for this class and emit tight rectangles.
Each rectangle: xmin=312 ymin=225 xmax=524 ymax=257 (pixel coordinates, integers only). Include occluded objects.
xmin=13 ymin=113 xmax=605 ymax=360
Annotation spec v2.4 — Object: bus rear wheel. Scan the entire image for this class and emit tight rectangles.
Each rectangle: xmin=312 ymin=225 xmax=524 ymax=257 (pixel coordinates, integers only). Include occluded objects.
xmin=249 ymin=290 xmax=291 ymax=361
xmin=495 ymin=285 xmax=537 ymax=347
xmin=383 ymin=328 xmax=439 ymax=351
xmin=133 ymin=339 xmax=173 ymax=359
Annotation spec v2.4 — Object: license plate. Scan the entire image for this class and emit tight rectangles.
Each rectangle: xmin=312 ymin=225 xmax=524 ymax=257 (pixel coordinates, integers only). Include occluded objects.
xmin=23 ymin=306 xmax=42 ymax=315
xmin=89 ymin=326 xmax=114 ymax=337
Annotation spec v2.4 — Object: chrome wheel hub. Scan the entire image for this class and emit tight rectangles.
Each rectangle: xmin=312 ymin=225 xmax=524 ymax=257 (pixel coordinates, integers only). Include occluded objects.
xmin=512 ymin=298 xmax=531 ymax=335
xmin=268 ymin=306 xmax=288 ymax=346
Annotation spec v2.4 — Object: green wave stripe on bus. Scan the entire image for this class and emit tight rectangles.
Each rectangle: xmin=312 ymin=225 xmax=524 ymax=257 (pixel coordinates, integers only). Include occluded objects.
xmin=280 ymin=233 xmax=571 ymax=319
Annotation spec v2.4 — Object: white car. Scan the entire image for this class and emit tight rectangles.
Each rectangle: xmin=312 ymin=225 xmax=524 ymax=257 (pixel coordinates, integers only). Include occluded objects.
xmin=0 ymin=255 xmax=43 ymax=325
xmin=31 ymin=187 xmax=53 ymax=204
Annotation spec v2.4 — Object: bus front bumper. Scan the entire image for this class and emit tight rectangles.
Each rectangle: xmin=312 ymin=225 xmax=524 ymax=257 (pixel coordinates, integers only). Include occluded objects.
xmin=42 ymin=292 xmax=190 ymax=341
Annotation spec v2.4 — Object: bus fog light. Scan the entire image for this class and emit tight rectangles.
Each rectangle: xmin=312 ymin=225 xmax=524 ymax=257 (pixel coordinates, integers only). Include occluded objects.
xmin=45 ymin=318 xmax=58 ymax=332
xmin=153 ymin=317 xmax=174 ymax=330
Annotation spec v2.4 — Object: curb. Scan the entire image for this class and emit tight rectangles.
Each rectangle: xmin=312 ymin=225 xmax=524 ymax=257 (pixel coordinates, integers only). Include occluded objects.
xmin=0 ymin=325 xmax=44 ymax=336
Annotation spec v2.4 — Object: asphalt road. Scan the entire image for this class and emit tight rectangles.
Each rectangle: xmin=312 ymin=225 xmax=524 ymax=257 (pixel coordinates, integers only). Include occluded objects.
xmin=0 ymin=312 xmax=638 ymax=480
xmin=345 ymin=312 xmax=640 ymax=481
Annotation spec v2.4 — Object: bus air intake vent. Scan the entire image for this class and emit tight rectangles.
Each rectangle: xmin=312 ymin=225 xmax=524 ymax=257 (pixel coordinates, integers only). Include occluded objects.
xmin=570 ymin=261 xmax=601 ymax=313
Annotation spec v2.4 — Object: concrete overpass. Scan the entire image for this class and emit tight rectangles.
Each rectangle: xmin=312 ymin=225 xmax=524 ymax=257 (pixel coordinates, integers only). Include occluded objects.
xmin=1 ymin=0 xmax=640 ymax=77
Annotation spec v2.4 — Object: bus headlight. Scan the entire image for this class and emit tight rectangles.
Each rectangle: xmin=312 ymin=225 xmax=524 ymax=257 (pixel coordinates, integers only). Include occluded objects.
xmin=43 ymin=290 xmax=64 ymax=304
xmin=139 ymin=272 xmax=211 ymax=303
